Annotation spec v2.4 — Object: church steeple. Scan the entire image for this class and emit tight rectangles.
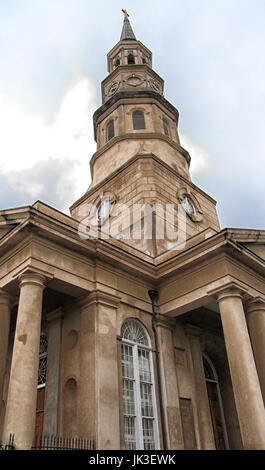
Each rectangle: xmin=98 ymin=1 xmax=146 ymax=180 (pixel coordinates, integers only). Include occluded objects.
xmin=120 ymin=11 xmax=136 ymax=41
xmin=70 ymin=12 xmax=220 ymax=255
xmin=105 ymin=13 xmax=153 ymax=76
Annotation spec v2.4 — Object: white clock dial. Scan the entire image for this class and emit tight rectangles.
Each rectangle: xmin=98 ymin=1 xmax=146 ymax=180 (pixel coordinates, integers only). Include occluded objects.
xmin=97 ymin=197 xmax=111 ymax=221
xmin=181 ymin=195 xmax=196 ymax=217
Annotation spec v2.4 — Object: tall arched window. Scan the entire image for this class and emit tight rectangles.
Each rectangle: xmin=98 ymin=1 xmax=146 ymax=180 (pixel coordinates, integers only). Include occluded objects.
xmin=203 ymin=355 xmax=228 ymax=450
xmin=132 ymin=110 xmax=146 ymax=130
xmin=121 ymin=319 xmax=159 ymax=450
xmin=107 ymin=119 xmax=115 ymax=141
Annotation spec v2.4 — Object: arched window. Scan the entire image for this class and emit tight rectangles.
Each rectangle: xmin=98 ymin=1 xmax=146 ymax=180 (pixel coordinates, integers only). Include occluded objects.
xmin=38 ymin=333 xmax=48 ymax=388
xmin=163 ymin=118 xmax=171 ymax=137
xmin=121 ymin=319 xmax=159 ymax=450
xmin=107 ymin=119 xmax=115 ymax=141
xmin=127 ymin=53 xmax=135 ymax=65
xmin=132 ymin=110 xmax=146 ymax=130
xmin=115 ymin=58 xmax=120 ymax=67
xmin=203 ymin=355 xmax=228 ymax=450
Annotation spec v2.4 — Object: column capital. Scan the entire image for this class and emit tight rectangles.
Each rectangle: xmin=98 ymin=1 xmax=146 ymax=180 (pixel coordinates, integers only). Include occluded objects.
xmin=14 ymin=266 xmax=53 ymax=288
xmin=208 ymin=281 xmax=246 ymax=303
xmin=245 ymin=297 xmax=265 ymax=315
xmin=18 ymin=272 xmax=47 ymax=289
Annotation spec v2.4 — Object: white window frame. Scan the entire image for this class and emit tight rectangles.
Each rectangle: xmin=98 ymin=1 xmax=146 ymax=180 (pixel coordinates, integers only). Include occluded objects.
xmin=121 ymin=320 xmax=160 ymax=450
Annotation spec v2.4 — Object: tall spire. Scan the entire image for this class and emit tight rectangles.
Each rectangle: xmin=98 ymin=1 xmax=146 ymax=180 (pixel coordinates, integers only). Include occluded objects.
xmin=120 ymin=10 xmax=136 ymax=41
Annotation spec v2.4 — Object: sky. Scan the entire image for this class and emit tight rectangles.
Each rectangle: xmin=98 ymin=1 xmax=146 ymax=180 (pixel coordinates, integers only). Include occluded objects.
xmin=0 ymin=0 xmax=264 ymax=229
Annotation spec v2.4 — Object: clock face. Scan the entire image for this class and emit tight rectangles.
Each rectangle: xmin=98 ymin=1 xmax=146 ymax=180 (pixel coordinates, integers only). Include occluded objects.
xmin=109 ymin=82 xmax=119 ymax=95
xmin=181 ymin=195 xmax=196 ymax=217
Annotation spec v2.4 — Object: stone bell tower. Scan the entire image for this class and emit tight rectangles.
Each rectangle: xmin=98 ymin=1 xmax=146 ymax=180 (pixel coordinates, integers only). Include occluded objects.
xmin=70 ymin=12 xmax=220 ymax=255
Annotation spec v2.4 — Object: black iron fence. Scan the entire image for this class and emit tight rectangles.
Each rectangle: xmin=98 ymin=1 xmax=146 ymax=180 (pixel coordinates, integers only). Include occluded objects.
xmin=32 ymin=435 xmax=95 ymax=450
xmin=1 ymin=434 xmax=95 ymax=450
xmin=0 ymin=434 xmax=15 ymax=450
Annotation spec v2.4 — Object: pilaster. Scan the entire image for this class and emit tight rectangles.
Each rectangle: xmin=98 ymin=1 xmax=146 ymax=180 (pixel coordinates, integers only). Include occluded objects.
xmin=42 ymin=307 xmax=64 ymax=436
xmin=185 ymin=324 xmax=215 ymax=450
xmin=78 ymin=290 xmax=121 ymax=449
xmin=156 ymin=321 xmax=184 ymax=449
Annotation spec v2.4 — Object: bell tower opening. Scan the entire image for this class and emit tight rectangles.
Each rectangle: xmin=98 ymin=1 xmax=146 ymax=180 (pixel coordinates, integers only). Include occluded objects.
xmin=127 ymin=53 xmax=135 ymax=64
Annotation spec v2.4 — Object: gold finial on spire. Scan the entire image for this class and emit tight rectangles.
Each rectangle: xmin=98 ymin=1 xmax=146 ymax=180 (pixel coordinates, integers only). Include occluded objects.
xmin=122 ymin=9 xmax=130 ymax=18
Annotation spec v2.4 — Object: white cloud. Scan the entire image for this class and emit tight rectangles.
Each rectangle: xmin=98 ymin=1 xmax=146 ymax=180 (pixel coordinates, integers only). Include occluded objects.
xmin=0 ymin=78 xmax=97 ymax=211
xmin=179 ymin=133 xmax=210 ymax=176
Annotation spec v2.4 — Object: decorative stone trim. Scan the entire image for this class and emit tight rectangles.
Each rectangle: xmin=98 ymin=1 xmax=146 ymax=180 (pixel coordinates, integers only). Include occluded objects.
xmin=77 ymin=290 xmax=121 ymax=310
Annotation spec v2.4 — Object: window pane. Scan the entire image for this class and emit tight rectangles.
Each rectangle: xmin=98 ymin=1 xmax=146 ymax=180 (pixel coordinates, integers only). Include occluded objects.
xmin=124 ymin=416 xmax=136 ymax=450
xmin=123 ymin=379 xmax=135 ymax=415
xmin=122 ymin=344 xmax=134 ymax=379
xmin=142 ymin=418 xmax=155 ymax=450
xmin=138 ymin=348 xmax=152 ymax=383
xmin=133 ymin=111 xmax=145 ymax=130
xmin=140 ymin=382 xmax=154 ymax=417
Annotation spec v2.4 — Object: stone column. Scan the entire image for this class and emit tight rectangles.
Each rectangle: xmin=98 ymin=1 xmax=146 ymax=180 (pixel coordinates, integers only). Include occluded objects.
xmin=185 ymin=324 xmax=216 ymax=450
xmin=216 ymin=287 xmax=265 ymax=450
xmin=156 ymin=321 xmax=184 ymax=449
xmin=43 ymin=308 xmax=63 ymax=436
xmin=0 ymin=290 xmax=11 ymax=439
xmin=2 ymin=272 xmax=46 ymax=450
xmin=246 ymin=298 xmax=265 ymax=405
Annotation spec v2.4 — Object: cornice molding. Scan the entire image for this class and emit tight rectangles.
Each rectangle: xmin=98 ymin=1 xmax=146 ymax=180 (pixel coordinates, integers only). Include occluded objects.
xmin=93 ymin=90 xmax=179 ymax=139
xmin=89 ymin=132 xmax=190 ymax=171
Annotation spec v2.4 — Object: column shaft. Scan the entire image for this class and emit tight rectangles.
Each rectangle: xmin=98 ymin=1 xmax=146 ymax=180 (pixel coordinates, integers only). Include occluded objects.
xmin=2 ymin=273 xmax=45 ymax=450
xmin=217 ymin=288 xmax=265 ymax=450
xmin=246 ymin=300 xmax=265 ymax=404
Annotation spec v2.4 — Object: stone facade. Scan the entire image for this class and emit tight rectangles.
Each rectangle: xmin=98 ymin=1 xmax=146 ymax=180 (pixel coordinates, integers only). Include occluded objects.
xmin=0 ymin=16 xmax=264 ymax=450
